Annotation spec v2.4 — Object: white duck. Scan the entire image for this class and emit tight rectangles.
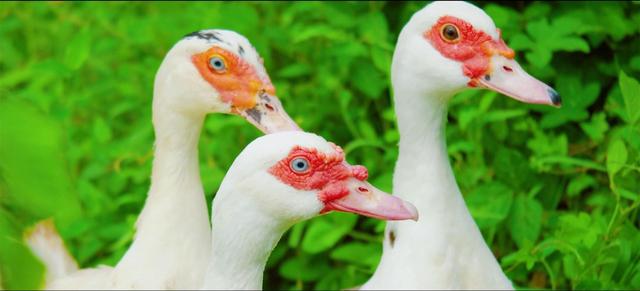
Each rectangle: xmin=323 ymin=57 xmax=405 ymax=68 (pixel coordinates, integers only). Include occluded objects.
xmin=29 ymin=29 xmax=299 ymax=289
xmin=200 ymin=131 xmax=418 ymax=290
xmin=362 ymin=1 xmax=560 ymax=289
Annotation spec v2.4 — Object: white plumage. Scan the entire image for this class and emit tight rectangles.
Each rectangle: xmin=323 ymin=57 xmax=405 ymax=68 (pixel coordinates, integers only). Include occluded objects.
xmin=363 ymin=1 xmax=557 ymax=289
xmin=201 ymin=131 xmax=417 ymax=289
xmin=31 ymin=29 xmax=297 ymax=290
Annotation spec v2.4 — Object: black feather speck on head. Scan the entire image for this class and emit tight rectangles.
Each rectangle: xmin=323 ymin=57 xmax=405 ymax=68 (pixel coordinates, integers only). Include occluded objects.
xmin=183 ymin=30 xmax=223 ymax=43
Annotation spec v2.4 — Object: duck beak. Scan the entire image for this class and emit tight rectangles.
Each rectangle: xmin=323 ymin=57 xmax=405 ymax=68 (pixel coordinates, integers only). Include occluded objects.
xmin=233 ymin=91 xmax=301 ymax=134
xmin=320 ymin=178 xmax=419 ymax=221
xmin=474 ymin=55 xmax=561 ymax=107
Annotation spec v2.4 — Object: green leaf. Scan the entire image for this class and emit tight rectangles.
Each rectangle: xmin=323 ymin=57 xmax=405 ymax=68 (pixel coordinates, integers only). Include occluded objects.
xmin=278 ymin=255 xmax=330 ymax=282
xmin=632 ymin=267 xmax=640 ymax=289
xmin=606 ymin=139 xmax=627 ymax=178
xmin=540 ymin=107 xmax=588 ymax=128
xmin=493 ymin=147 xmax=534 ymax=189
xmin=521 ymin=17 xmax=591 ymax=67
xmin=278 ymin=63 xmax=312 ymax=79
xmin=93 ymin=117 xmax=112 ymax=143
xmin=508 ymin=195 xmax=543 ymax=248
xmin=579 ymin=113 xmax=609 ymax=142
xmin=358 ymin=11 xmax=389 ymax=44
xmin=524 ymin=2 xmax=551 ymax=19
xmin=301 ymin=212 xmax=357 ymax=254
xmin=484 ymin=4 xmax=520 ymax=37
xmin=288 ymin=222 xmax=305 ymax=248
xmin=630 ymin=56 xmax=640 ymax=72
xmin=527 ymin=131 xmax=569 ymax=158
xmin=358 ymin=121 xmax=378 ymax=141
xmin=509 ymin=33 xmax=534 ymax=51
xmin=265 ymin=243 xmax=288 ymax=269
xmin=555 ymin=212 xmax=601 ymax=248
xmin=541 ymin=76 xmax=600 ymax=128
xmin=314 ymin=267 xmax=367 ymax=291
xmin=594 ymin=5 xmax=636 ymax=41
xmin=552 ymin=16 xmax=590 ymax=36
xmin=351 ymin=60 xmax=387 ymax=99
xmin=556 ymin=76 xmax=601 ymax=109
xmin=563 ymin=254 xmax=581 ymax=280
xmin=466 ymin=182 xmax=514 ymax=229
xmin=533 ymin=155 xmax=606 ymax=172
xmin=63 ymin=29 xmax=91 ymax=70
xmin=619 ymin=70 xmax=640 ymax=125
xmin=0 ymin=211 xmax=46 ymax=289
xmin=501 ymin=243 xmax=538 ymax=271
xmin=567 ymin=175 xmax=597 ymax=197
xmin=457 ymin=107 xmax=481 ymax=131
xmin=211 ymin=3 xmax=260 ymax=35
xmin=371 ymin=171 xmax=393 ymax=194
xmin=560 ymin=37 xmax=589 ymax=52
xmin=618 ymin=188 xmax=639 ymax=201
xmin=330 ymin=242 xmax=381 ymax=267
xmin=0 ymin=100 xmax=82 ymax=225
xmin=370 ymin=46 xmax=391 ymax=76
xmin=526 ymin=48 xmax=552 ymax=68
xmin=482 ymin=109 xmax=527 ymax=123
xmin=293 ymin=25 xmax=349 ymax=43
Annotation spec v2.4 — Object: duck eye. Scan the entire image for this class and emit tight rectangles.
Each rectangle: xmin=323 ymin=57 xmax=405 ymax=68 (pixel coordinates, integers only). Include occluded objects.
xmin=290 ymin=157 xmax=310 ymax=173
xmin=209 ymin=56 xmax=226 ymax=72
xmin=441 ymin=24 xmax=460 ymax=42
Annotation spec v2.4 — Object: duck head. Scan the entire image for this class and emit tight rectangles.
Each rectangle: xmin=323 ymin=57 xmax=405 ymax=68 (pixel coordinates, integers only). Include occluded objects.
xmin=222 ymin=131 xmax=419 ymax=224
xmin=154 ymin=29 xmax=299 ymax=133
xmin=394 ymin=1 xmax=561 ymax=106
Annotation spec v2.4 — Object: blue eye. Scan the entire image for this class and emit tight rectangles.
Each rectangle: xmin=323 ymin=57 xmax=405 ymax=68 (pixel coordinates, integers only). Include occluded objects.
xmin=290 ymin=157 xmax=309 ymax=173
xmin=209 ymin=56 xmax=226 ymax=72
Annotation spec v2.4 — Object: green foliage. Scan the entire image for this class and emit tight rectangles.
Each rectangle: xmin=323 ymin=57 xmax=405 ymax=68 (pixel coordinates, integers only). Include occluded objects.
xmin=0 ymin=210 xmax=45 ymax=290
xmin=1 ymin=1 xmax=639 ymax=290
xmin=0 ymin=101 xmax=81 ymax=224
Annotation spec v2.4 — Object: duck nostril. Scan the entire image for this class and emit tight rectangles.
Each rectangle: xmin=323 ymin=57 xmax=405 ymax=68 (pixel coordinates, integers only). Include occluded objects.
xmin=357 ymin=186 xmax=369 ymax=193
xmin=502 ymin=66 xmax=513 ymax=72
xmin=264 ymin=103 xmax=275 ymax=111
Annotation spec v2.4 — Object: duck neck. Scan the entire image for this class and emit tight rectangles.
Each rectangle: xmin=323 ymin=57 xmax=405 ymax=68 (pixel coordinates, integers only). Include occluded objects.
xmin=362 ymin=66 xmax=510 ymax=289
xmin=142 ymin=107 xmax=208 ymax=232
xmin=115 ymin=99 xmax=211 ymax=287
xmin=203 ymin=190 xmax=288 ymax=290
xmin=391 ymin=75 xmax=462 ymax=208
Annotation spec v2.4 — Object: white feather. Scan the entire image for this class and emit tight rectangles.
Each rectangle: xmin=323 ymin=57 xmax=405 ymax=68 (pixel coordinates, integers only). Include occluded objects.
xmin=202 ymin=132 xmax=332 ymax=290
xmin=43 ymin=30 xmax=274 ymax=290
xmin=362 ymin=2 xmax=513 ymax=289
xmin=24 ymin=219 xmax=78 ymax=285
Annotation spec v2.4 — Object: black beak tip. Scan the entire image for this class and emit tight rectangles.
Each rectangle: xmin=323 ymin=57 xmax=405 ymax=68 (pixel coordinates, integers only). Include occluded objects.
xmin=548 ymin=88 xmax=562 ymax=107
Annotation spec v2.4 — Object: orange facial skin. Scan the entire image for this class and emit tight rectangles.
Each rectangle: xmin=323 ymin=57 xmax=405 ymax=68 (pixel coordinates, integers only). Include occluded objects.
xmin=192 ymin=47 xmax=276 ymax=110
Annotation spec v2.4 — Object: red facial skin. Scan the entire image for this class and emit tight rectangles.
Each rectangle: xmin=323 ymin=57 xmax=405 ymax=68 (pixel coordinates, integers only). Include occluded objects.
xmin=424 ymin=16 xmax=515 ymax=86
xmin=192 ymin=47 xmax=276 ymax=110
xmin=268 ymin=143 xmax=369 ymax=212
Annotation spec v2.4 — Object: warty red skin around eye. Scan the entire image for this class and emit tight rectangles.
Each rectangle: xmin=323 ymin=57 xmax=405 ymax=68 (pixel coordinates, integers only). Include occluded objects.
xmin=268 ymin=144 xmax=369 ymax=203
xmin=424 ymin=15 xmax=514 ymax=83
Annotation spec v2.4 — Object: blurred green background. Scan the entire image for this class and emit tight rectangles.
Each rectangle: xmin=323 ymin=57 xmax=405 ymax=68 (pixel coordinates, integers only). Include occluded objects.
xmin=1 ymin=1 xmax=639 ymax=290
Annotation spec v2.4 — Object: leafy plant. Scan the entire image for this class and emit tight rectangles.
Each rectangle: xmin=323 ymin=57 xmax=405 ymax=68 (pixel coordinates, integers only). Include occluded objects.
xmin=0 ymin=1 xmax=639 ymax=290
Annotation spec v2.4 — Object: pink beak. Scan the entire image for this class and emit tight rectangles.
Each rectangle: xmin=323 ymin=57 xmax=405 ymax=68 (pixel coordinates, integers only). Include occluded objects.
xmin=320 ymin=177 xmax=419 ymax=221
xmin=475 ymin=55 xmax=561 ymax=107
xmin=235 ymin=92 xmax=301 ymax=134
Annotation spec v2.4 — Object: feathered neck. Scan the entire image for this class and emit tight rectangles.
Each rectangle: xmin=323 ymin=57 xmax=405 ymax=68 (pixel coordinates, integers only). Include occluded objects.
xmin=202 ymin=186 xmax=289 ymax=290
xmin=362 ymin=49 xmax=512 ymax=289
xmin=113 ymin=90 xmax=212 ymax=288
